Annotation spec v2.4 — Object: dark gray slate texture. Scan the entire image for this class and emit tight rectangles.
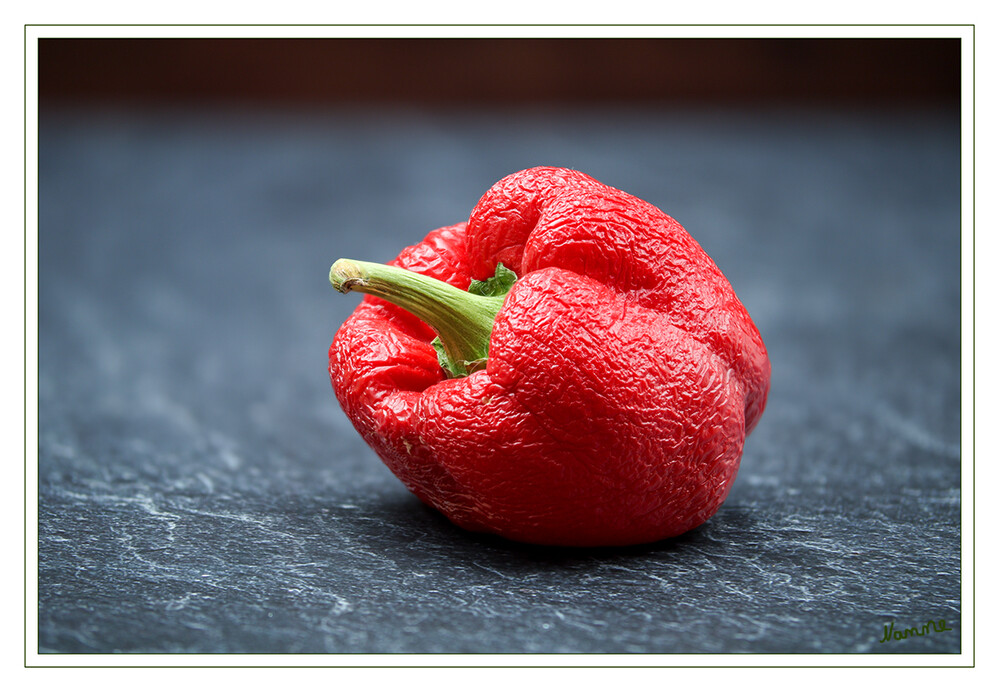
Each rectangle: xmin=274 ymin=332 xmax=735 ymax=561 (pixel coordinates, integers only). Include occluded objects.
xmin=37 ymin=106 xmax=962 ymax=655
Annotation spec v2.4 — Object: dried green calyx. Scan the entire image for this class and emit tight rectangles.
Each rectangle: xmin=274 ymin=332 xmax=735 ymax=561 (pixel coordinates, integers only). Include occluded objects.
xmin=330 ymin=259 xmax=517 ymax=379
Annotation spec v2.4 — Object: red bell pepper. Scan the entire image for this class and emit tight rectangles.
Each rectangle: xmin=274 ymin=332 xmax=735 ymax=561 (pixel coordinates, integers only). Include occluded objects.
xmin=328 ymin=167 xmax=770 ymax=546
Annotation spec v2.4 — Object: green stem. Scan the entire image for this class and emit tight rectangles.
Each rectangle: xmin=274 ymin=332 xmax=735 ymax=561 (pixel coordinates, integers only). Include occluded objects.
xmin=330 ymin=259 xmax=507 ymax=377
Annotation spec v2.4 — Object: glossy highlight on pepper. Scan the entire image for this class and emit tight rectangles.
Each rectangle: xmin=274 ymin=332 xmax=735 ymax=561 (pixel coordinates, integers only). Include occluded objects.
xmin=328 ymin=167 xmax=770 ymax=546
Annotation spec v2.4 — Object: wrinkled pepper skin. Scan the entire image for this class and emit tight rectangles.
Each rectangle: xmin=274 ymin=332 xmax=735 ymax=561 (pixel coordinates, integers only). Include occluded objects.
xmin=329 ymin=167 xmax=770 ymax=546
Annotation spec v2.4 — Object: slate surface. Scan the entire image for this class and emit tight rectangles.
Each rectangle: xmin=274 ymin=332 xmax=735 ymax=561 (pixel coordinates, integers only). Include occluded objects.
xmin=36 ymin=107 xmax=962 ymax=655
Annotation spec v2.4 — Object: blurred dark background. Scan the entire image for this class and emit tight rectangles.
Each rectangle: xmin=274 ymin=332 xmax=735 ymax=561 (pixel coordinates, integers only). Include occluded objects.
xmin=39 ymin=38 xmax=960 ymax=109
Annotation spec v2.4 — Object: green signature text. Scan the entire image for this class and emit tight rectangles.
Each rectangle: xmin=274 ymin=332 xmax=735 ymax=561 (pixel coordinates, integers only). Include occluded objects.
xmin=879 ymin=619 xmax=953 ymax=644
